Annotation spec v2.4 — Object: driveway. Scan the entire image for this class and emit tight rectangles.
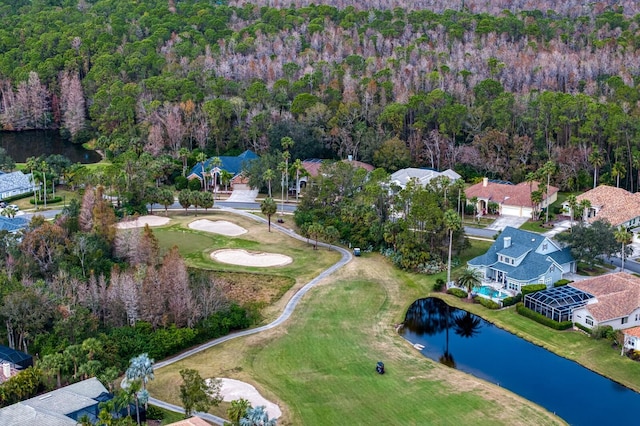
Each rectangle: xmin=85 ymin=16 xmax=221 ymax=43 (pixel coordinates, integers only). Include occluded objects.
xmin=486 ymin=215 xmax=529 ymax=231
xmin=543 ymin=220 xmax=573 ymax=238
xmin=226 ymin=189 xmax=259 ymax=202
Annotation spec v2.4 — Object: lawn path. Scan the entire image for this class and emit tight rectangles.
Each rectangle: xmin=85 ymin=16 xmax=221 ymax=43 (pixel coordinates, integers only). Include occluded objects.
xmin=149 ymin=207 xmax=352 ymax=424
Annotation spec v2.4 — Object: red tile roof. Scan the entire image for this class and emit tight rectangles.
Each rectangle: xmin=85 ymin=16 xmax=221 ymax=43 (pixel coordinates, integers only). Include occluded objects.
xmin=624 ymin=326 xmax=640 ymax=338
xmin=570 ymin=272 xmax=640 ymax=322
xmin=302 ymin=159 xmax=374 ymax=177
xmin=576 ymin=185 xmax=640 ymax=227
xmin=465 ymin=180 xmax=558 ymax=208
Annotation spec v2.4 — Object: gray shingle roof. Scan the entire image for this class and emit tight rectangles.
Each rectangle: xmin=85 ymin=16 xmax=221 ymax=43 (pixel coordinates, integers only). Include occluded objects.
xmin=0 ymin=172 xmax=33 ymax=194
xmin=468 ymin=226 xmax=572 ymax=282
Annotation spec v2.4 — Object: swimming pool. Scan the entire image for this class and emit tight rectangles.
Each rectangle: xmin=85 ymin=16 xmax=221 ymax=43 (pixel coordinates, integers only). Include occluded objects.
xmin=474 ymin=285 xmax=509 ymax=300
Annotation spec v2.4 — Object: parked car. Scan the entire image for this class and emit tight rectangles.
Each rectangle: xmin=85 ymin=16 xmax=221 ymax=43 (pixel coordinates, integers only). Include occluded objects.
xmin=0 ymin=202 xmax=6 ymax=208
xmin=8 ymin=204 xmax=19 ymax=211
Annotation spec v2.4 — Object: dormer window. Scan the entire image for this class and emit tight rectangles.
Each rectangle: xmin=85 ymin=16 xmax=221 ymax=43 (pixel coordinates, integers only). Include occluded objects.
xmin=542 ymin=243 xmax=548 ymax=250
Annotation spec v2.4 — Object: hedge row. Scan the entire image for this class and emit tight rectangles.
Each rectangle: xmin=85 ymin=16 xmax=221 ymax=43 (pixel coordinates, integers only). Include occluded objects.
xmin=447 ymin=288 xmax=468 ymax=298
xmin=501 ymin=293 xmax=522 ymax=307
xmin=554 ymin=279 xmax=573 ymax=287
xmin=515 ymin=303 xmax=573 ymax=330
xmin=29 ymin=196 xmax=63 ymax=205
xmin=521 ymin=284 xmax=547 ymax=296
xmin=474 ymin=296 xmax=500 ymax=309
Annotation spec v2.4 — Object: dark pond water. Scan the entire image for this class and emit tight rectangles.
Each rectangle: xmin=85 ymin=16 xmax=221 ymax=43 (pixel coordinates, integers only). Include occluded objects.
xmin=401 ymin=298 xmax=640 ymax=426
xmin=0 ymin=130 xmax=100 ymax=163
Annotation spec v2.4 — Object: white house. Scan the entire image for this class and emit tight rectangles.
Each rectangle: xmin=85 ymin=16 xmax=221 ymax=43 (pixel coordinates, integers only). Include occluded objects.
xmin=0 ymin=171 xmax=38 ymax=200
xmin=571 ymin=273 xmax=640 ymax=331
xmin=465 ymin=178 xmax=558 ymax=218
xmin=389 ymin=167 xmax=461 ymax=189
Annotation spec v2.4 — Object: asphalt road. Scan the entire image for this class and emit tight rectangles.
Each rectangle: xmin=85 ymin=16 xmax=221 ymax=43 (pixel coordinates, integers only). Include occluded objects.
xmin=149 ymin=207 xmax=353 ymax=424
xmin=148 ymin=200 xmax=298 ymax=213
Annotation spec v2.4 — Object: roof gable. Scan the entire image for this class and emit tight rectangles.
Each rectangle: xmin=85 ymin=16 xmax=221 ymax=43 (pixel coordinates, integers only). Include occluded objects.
xmin=189 ymin=151 xmax=259 ymax=178
xmin=576 ymin=185 xmax=640 ymax=226
xmin=570 ymin=273 xmax=640 ymax=322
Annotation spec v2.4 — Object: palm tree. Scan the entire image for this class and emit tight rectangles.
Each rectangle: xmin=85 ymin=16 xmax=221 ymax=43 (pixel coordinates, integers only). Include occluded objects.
xmin=262 ymin=168 xmax=275 ymax=198
xmin=444 ymin=209 xmax=461 ymax=286
xmin=612 ymin=161 xmax=626 ymax=188
xmin=588 ymin=146 xmax=604 ymax=189
xmin=614 ymin=226 xmax=633 ymax=273
xmin=469 ymin=196 xmax=478 ymax=222
xmin=195 ymin=152 xmax=208 ymax=190
xmin=530 ymin=190 xmax=543 ymax=220
xmin=240 ymin=405 xmax=277 ymax=426
xmin=125 ymin=353 xmax=155 ymax=409
xmin=307 ymin=222 xmax=324 ymax=250
xmin=566 ymin=194 xmax=578 ymax=232
xmin=25 ymin=156 xmax=38 ymax=209
xmin=453 ymin=178 xmax=466 ymax=220
xmin=293 ymin=158 xmax=304 ymax=202
xmin=541 ymin=161 xmax=556 ymax=223
xmin=281 ymin=136 xmax=294 ymax=201
xmin=277 ymin=161 xmax=287 ymax=215
xmin=578 ymin=198 xmax=592 ymax=224
xmin=210 ymin=156 xmax=222 ymax=199
xmin=228 ymin=398 xmax=251 ymax=425
xmin=282 ymin=150 xmax=291 ymax=201
xmin=261 ymin=197 xmax=277 ymax=232
xmin=178 ymin=147 xmax=190 ymax=176
xmin=220 ymin=169 xmax=233 ymax=193
xmin=456 ymin=267 xmax=482 ymax=299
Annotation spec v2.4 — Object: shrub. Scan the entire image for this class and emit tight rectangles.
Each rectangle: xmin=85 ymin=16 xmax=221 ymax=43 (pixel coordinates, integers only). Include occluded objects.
xmin=554 ymin=279 xmax=572 ymax=287
xmin=515 ymin=303 xmax=573 ymax=330
xmin=175 ymin=175 xmax=188 ymax=190
xmin=501 ymin=293 xmax=522 ymax=307
xmin=433 ymin=278 xmax=445 ymax=292
xmin=590 ymin=325 xmax=615 ymax=340
xmin=146 ymin=405 xmax=165 ymax=420
xmin=474 ymin=296 xmax=500 ymax=309
xmin=521 ymin=284 xmax=547 ymax=296
xmin=30 ymin=196 xmax=62 ymax=205
xmin=188 ymin=178 xmax=202 ymax=191
xmin=447 ymin=288 xmax=467 ymax=298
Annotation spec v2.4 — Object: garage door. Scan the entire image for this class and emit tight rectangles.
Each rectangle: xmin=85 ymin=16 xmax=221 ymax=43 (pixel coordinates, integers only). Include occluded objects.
xmin=501 ymin=205 xmax=523 ymax=217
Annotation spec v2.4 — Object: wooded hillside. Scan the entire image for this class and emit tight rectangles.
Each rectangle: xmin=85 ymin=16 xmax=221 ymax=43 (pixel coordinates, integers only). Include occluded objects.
xmin=1 ymin=0 xmax=640 ymax=189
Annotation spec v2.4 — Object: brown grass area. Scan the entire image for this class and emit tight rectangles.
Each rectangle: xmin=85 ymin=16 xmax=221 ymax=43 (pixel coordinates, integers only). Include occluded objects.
xmin=216 ymin=271 xmax=294 ymax=306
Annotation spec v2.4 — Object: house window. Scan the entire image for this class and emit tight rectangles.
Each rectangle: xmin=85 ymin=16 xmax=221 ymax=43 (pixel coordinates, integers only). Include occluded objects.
xmin=550 ymin=265 xmax=555 ymax=272
xmin=622 ymin=317 xmax=629 ymax=325
xmin=586 ymin=316 xmax=594 ymax=326
xmin=542 ymin=243 xmax=548 ymax=250
xmin=635 ymin=314 xmax=640 ymax=322
xmin=510 ymin=258 xmax=514 ymax=265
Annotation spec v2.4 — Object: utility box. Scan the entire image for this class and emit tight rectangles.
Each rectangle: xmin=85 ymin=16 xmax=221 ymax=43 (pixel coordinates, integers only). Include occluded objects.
xmin=353 ymin=247 xmax=361 ymax=257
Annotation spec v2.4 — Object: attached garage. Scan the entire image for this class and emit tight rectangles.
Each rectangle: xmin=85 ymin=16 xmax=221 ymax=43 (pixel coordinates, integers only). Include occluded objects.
xmin=501 ymin=205 xmax=532 ymax=218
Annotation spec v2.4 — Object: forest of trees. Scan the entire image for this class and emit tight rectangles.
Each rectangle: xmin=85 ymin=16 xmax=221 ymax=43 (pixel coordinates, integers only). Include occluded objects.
xmin=1 ymin=1 xmax=640 ymax=191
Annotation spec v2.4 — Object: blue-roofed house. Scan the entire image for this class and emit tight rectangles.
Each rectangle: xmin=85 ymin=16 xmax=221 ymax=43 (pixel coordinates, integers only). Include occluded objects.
xmin=186 ymin=150 xmax=259 ymax=187
xmin=0 ymin=216 xmax=28 ymax=233
xmin=468 ymin=227 xmax=576 ymax=293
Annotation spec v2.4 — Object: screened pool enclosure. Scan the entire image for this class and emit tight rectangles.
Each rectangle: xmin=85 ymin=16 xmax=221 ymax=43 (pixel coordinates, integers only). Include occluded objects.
xmin=524 ymin=286 xmax=594 ymax=322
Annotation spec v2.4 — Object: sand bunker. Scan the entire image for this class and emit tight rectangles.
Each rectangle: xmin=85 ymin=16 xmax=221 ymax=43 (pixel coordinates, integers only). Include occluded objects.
xmin=188 ymin=219 xmax=248 ymax=236
xmin=212 ymin=378 xmax=281 ymax=420
xmin=211 ymin=249 xmax=292 ymax=267
xmin=115 ymin=215 xmax=170 ymax=229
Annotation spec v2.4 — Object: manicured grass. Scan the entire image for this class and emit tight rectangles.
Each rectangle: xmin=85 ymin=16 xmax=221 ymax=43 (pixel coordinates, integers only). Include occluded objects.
xmin=518 ymin=220 xmax=548 ymax=233
xmin=150 ymin=243 xmax=564 ymax=426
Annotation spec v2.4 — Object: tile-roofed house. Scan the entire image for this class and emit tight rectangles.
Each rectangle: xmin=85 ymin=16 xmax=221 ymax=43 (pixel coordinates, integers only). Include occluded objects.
xmin=298 ymin=158 xmax=375 ymax=192
xmin=465 ymin=177 xmax=558 ymax=218
xmin=564 ymin=185 xmax=640 ymax=228
xmin=0 ymin=171 xmax=38 ymax=200
xmin=167 ymin=416 xmax=212 ymax=426
xmin=0 ymin=377 xmax=135 ymax=425
xmin=623 ymin=326 xmax=640 ymax=351
xmin=389 ymin=167 xmax=461 ymax=189
xmin=570 ymin=272 xmax=640 ymax=331
xmin=468 ymin=226 xmax=575 ymax=293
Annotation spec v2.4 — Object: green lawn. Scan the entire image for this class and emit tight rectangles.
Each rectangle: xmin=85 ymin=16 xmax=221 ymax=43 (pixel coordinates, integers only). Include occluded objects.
xmin=150 ymin=240 xmax=564 ymax=425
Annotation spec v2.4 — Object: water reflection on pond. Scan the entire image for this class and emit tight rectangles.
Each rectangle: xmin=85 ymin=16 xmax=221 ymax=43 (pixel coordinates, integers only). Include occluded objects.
xmin=0 ymin=130 xmax=100 ymax=163
xmin=401 ymin=297 xmax=640 ymax=426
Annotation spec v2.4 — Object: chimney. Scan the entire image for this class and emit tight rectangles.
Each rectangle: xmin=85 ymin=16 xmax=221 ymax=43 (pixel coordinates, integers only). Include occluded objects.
xmin=504 ymin=237 xmax=511 ymax=249
xmin=483 ymin=177 xmax=488 ymax=187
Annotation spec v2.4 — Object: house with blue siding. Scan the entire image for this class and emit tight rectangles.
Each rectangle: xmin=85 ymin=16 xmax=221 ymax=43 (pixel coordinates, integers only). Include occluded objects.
xmin=468 ymin=227 xmax=576 ymax=293
xmin=186 ymin=150 xmax=258 ymax=185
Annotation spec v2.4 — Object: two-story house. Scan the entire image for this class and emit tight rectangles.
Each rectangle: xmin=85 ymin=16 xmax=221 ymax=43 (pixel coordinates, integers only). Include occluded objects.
xmin=468 ymin=227 xmax=576 ymax=293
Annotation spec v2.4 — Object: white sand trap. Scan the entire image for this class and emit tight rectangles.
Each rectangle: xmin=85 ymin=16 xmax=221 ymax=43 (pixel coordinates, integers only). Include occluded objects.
xmin=188 ymin=219 xmax=247 ymax=236
xmin=116 ymin=215 xmax=170 ymax=229
xmin=211 ymin=249 xmax=292 ymax=267
xmin=213 ymin=378 xmax=282 ymax=420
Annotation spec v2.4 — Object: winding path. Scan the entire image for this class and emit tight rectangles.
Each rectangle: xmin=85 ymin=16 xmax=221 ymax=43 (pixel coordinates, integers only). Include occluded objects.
xmin=149 ymin=208 xmax=352 ymax=424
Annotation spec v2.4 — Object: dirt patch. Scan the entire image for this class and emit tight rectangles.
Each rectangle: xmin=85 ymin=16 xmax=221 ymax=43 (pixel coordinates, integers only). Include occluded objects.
xmin=115 ymin=215 xmax=170 ymax=229
xmin=215 ymin=271 xmax=295 ymax=306
xmin=211 ymin=249 xmax=292 ymax=267
xmin=188 ymin=219 xmax=248 ymax=236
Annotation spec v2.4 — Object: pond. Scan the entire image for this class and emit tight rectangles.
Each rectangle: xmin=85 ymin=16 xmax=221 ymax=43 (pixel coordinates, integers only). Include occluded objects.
xmin=0 ymin=130 xmax=100 ymax=164
xmin=401 ymin=297 xmax=640 ymax=426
